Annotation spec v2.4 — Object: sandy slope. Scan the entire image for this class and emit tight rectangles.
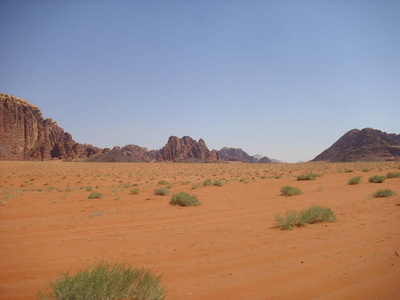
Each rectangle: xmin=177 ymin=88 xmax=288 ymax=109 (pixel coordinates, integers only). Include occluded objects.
xmin=0 ymin=161 xmax=399 ymax=299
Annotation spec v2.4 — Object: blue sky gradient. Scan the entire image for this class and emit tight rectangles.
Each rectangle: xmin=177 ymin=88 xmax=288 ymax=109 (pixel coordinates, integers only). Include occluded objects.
xmin=1 ymin=0 xmax=399 ymax=162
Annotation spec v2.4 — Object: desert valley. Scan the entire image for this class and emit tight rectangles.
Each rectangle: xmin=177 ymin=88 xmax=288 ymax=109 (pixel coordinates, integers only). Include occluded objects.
xmin=1 ymin=94 xmax=400 ymax=299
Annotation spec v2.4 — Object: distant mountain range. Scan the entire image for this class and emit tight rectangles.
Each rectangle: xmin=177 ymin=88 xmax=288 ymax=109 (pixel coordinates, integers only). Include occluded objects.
xmin=1 ymin=94 xmax=398 ymax=163
xmin=0 ymin=94 xmax=272 ymax=163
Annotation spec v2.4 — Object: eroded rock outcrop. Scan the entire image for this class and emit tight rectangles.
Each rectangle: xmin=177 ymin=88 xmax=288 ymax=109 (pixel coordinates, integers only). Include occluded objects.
xmin=311 ymin=128 xmax=400 ymax=162
xmin=218 ymin=147 xmax=272 ymax=163
xmin=158 ymin=136 xmax=219 ymax=162
xmin=0 ymin=94 xmax=101 ymax=160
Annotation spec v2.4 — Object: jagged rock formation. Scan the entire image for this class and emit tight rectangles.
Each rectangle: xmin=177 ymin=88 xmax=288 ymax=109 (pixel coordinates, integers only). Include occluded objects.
xmin=311 ymin=128 xmax=400 ymax=162
xmin=158 ymin=136 xmax=219 ymax=162
xmin=115 ymin=145 xmax=159 ymax=162
xmin=85 ymin=136 xmax=220 ymax=163
xmin=0 ymin=94 xmax=102 ymax=160
xmin=1 ymin=93 xmax=274 ymax=163
xmin=218 ymin=147 xmax=272 ymax=163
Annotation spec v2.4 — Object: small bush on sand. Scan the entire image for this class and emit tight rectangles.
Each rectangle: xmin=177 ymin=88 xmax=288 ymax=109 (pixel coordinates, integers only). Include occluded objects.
xmin=39 ymin=261 xmax=165 ymax=300
xmin=275 ymin=205 xmax=336 ymax=230
xmin=297 ymin=174 xmax=316 ymax=181
xmin=203 ymin=179 xmax=213 ymax=186
xmin=213 ymin=180 xmax=224 ymax=187
xmin=372 ymin=189 xmax=397 ymax=198
xmin=348 ymin=176 xmax=361 ymax=185
xmin=192 ymin=183 xmax=201 ymax=189
xmin=387 ymin=172 xmax=400 ymax=179
xmin=170 ymin=192 xmax=200 ymax=207
xmin=154 ymin=188 xmax=170 ymax=196
xmin=130 ymin=188 xmax=140 ymax=195
xmin=368 ymin=175 xmax=386 ymax=183
xmin=157 ymin=180 xmax=168 ymax=185
xmin=280 ymin=186 xmax=302 ymax=196
xmin=88 ymin=192 xmax=103 ymax=199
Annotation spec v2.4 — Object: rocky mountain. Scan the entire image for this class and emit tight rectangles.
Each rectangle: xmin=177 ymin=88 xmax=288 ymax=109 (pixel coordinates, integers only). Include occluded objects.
xmin=85 ymin=136 xmax=219 ymax=163
xmin=1 ymin=93 xmax=274 ymax=163
xmin=218 ymin=147 xmax=272 ymax=163
xmin=311 ymin=128 xmax=400 ymax=162
xmin=0 ymin=94 xmax=102 ymax=161
xmin=158 ymin=136 xmax=219 ymax=162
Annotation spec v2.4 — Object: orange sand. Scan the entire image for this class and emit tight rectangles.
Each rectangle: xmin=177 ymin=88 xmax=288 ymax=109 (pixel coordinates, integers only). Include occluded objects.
xmin=1 ymin=161 xmax=399 ymax=299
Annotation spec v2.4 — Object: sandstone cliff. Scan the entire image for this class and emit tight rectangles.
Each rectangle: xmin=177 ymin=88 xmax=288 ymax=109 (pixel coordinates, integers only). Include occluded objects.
xmin=158 ymin=136 xmax=219 ymax=162
xmin=311 ymin=128 xmax=400 ymax=162
xmin=0 ymin=94 xmax=102 ymax=160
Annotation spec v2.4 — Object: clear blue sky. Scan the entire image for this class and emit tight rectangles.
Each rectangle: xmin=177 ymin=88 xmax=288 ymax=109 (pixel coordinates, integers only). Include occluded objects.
xmin=1 ymin=0 xmax=399 ymax=162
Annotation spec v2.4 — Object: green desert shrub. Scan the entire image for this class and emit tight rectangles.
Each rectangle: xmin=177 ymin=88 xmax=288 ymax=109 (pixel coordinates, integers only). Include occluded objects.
xmin=368 ymin=175 xmax=386 ymax=183
xmin=275 ymin=210 xmax=301 ymax=230
xmin=157 ymin=180 xmax=168 ymax=185
xmin=348 ymin=176 xmax=361 ymax=185
xmin=192 ymin=183 xmax=201 ymax=189
xmin=300 ymin=205 xmax=337 ymax=225
xmin=213 ymin=180 xmax=224 ymax=187
xmin=361 ymin=168 xmax=370 ymax=172
xmin=202 ymin=179 xmax=213 ymax=186
xmin=297 ymin=174 xmax=316 ymax=181
xmin=387 ymin=172 xmax=400 ymax=178
xmin=88 ymin=192 xmax=103 ymax=199
xmin=280 ymin=186 xmax=302 ymax=196
xmin=344 ymin=169 xmax=354 ymax=173
xmin=130 ymin=188 xmax=140 ymax=195
xmin=154 ymin=188 xmax=170 ymax=196
xmin=169 ymin=192 xmax=200 ymax=207
xmin=39 ymin=261 xmax=165 ymax=300
xmin=372 ymin=189 xmax=397 ymax=198
xmin=275 ymin=205 xmax=336 ymax=230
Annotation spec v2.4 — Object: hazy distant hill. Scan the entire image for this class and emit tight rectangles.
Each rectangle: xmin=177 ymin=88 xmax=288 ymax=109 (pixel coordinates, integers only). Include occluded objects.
xmin=218 ymin=148 xmax=272 ymax=163
xmin=311 ymin=128 xmax=400 ymax=162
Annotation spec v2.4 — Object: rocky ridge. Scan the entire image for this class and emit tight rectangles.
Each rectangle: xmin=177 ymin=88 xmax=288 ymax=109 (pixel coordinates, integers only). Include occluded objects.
xmin=0 ymin=94 xmax=102 ymax=161
xmin=311 ymin=128 xmax=400 ymax=162
xmin=218 ymin=147 xmax=272 ymax=163
xmin=0 ymin=94 xmax=223 ymax=162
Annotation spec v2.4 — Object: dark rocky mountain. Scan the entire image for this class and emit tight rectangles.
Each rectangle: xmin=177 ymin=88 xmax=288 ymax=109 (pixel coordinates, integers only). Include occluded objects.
xmin=0 ymin=94 xmax=102 ymax=161
xmin=311 ymin=128 xmax=400 ymax=162
xmin=218 ymin=147 xmax=272 ymax=163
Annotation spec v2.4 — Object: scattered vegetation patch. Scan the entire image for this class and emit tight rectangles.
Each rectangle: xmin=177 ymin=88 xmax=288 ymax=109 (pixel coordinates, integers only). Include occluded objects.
xmin=130 ymin=188 xmax=140 ymax=195
xmin=387 ymin=172 xmax=400 ymax=178
xmin=88 ymin=192 xmax=103 ymax=199
xmin=192 ymin=183 xmax=201 ymax=189
xmin=368 ymin=175 xmax=386 ymax=183
xmin=280 ymin=186 xmax=302 ymax=196
xmin=344 ymin=169 xmax=354 ymax=173
xmin=348 ymin=176 xmax=361 ymax=185
xmin=361 ymin=168 xmax=370 ymax=172
xmin=297 ymin=174 xmax=316 ymax=181
xmin=372 ymin=189 xmax=397 ymax=198
xmin=275 ymin=205 xmax=336 ymax=230
xmin=39 ymin=261 xmax=165 ymax=300
xmin=157 ymin=180 xmax=168 ymax=185
xmin=202 ymin=179 xmax=213 ymax=186
xmin=213 ymin=180 xmax=224 ymax=187
xmin=154 ymin=188 xmax=170 ymax=196
xmin=170 ymin=192 xmax=200 ymax=207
